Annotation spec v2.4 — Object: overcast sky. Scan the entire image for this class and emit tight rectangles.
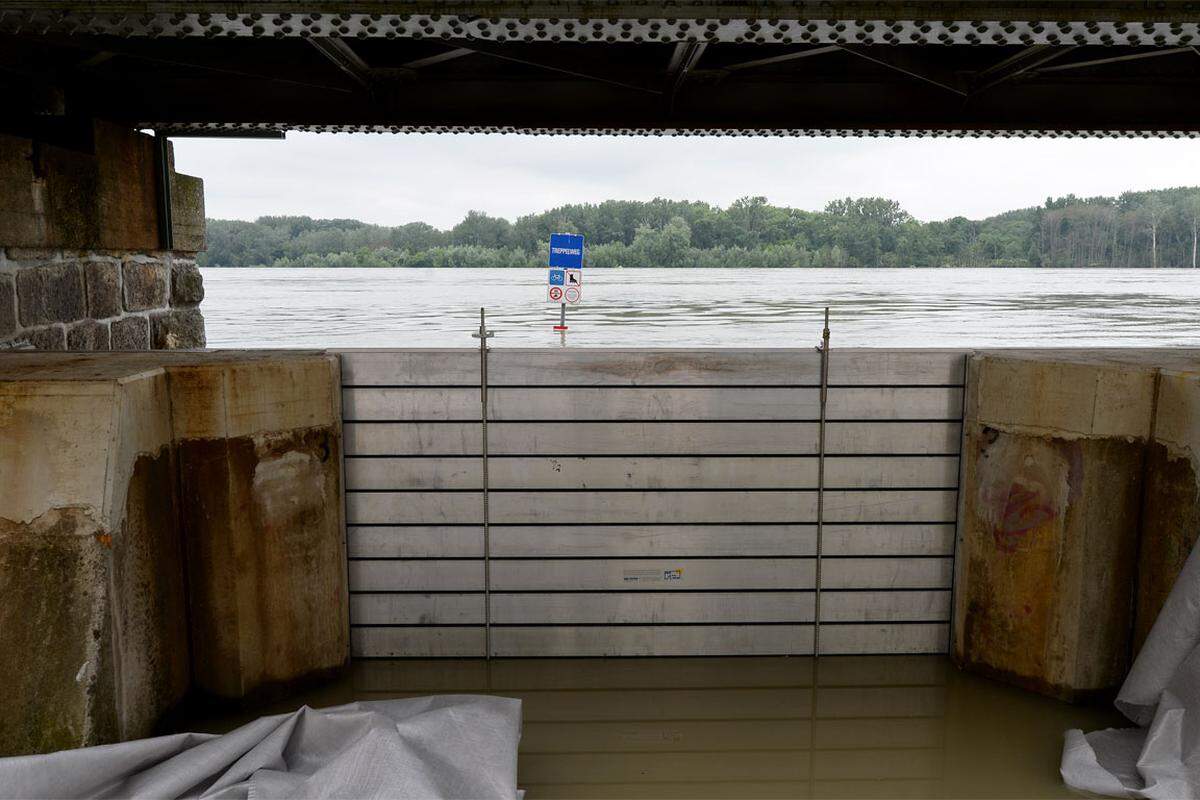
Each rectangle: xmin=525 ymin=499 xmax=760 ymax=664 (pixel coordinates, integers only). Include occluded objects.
xmin=172 ymin=133 xmax=1200 ymax=229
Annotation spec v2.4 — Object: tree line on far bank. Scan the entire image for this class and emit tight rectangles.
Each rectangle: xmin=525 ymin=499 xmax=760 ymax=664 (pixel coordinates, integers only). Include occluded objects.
xmin=199 ymin=188 xmax=1200 ymax=269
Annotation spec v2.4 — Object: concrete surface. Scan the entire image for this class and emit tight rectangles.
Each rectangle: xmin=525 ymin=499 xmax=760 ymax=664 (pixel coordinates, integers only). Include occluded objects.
xmin=954 ymin=351 xmax=1200 ymax=701
xmin=953 ymin=355 xmax=1153 ymax=700
xmin=168 ymin=355 xmax=349 ymax=699
xmin=0 ymin=365 xmax=189 ymax=755
xmin=0 ymin=350 xmax=347 ymax=754
xmin=1136 ymin=367 xmax=1200 ymax=650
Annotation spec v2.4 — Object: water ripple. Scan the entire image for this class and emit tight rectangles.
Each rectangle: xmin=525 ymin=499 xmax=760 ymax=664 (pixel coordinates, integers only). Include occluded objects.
xmin=199 ymin=267 xmax=1200 ymax=349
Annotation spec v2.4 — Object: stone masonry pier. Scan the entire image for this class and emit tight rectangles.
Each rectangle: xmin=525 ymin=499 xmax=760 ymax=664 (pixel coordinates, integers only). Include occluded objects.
xmin=0 ymin=121 xmax=206 ymax=351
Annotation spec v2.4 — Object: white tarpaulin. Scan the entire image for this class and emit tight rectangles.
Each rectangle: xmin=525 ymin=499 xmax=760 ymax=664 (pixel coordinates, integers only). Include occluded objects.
xmin=1062 ymin=537 xmax=1200 ymax=799
xmin=0 ymin=695 xmax=521 ymax=800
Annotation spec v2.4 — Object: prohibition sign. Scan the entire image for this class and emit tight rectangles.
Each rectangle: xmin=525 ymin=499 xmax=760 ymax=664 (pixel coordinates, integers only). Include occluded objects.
xmin=548 ymin=286 xmax=564 ymax=301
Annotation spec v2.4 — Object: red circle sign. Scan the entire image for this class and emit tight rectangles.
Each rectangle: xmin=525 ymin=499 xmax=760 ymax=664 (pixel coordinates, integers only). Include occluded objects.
xmin=564 ymin=286 xmax=581 ymax=303
xmin=549 ymin=286 xmax=563 ymax=301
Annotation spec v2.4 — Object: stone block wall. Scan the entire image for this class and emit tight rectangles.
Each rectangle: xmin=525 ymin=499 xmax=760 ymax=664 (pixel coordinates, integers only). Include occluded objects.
xmin=0 ymin=120 xmax=206 ymax=351
xmin=0 ymin=249 xmax=205 ymax=350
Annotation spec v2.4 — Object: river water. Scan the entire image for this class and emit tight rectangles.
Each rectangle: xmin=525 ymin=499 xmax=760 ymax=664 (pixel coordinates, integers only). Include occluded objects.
xmin=200 ymin=267 xmax=1200 ymax=348
xmin=176 ymin=656 xmax=1124 ymax=799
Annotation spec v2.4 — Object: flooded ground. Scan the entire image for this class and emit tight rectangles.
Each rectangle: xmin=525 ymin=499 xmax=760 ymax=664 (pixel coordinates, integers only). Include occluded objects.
xmin=174 ymin=655 xmax=1123 ymax=798
xmin=191 ymin=268 xmax=1149 ymax=796
xmin=200 ymin=267 xmax=1200 ymax=349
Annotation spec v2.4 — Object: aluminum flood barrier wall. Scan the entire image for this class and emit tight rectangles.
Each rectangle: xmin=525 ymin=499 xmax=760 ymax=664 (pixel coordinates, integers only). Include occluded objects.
xmin=339 ymin=348 xmax=967 ymax=658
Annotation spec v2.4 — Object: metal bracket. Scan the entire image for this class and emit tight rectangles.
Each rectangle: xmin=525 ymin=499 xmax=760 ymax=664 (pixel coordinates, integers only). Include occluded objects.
xmin=813 ymin=307 xmax=830 ymax=659
xmin=472 ymin=309 xmax=495 ymax=659
xmin=808 ymin=307 xmax=831 ymax=800
xmin=153 ymin=131 xmax=174 ymax=250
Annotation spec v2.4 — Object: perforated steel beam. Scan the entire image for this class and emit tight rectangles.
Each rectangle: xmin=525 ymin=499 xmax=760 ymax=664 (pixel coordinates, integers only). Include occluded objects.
xmin=7 ymin=3 xmax=1200 ymax=137
xmin=4 ymin=7 xmax=1200 ymax=47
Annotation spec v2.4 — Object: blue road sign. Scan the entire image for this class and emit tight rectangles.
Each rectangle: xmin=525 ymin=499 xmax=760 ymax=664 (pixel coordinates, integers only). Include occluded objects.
xmin=549 ymin=233 xmax=584 ymax=269
xmin=548 ymin=269 xmax=565 ymax=285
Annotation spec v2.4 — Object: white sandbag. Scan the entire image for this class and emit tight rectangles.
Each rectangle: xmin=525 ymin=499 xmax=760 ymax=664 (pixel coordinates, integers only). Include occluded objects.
xmin=0 ymin=695 xmax=521 ymax=800
xmin=1061 ymin=537 xmax=1200 ymax=798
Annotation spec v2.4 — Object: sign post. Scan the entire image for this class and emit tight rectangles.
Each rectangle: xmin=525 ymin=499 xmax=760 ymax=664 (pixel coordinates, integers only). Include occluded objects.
xmin=548 ymin=233 xmax=584 ymax=341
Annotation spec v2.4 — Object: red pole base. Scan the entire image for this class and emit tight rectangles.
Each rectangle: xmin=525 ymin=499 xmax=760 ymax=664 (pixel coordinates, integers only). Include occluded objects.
xmin=553 ymin=325 xmax=568 ymax=331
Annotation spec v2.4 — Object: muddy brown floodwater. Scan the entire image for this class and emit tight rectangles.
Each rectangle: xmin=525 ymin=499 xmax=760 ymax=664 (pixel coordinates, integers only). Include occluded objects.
xmin=173 ymin=655 xmax=1125 ymax=799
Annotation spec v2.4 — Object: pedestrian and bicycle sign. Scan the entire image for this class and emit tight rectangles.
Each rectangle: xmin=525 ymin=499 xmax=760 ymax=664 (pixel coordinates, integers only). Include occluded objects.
xmin=547 ymin=270 xmax=582 ymax=303
xmin=548 ymin=234 xmax=583 ymax=306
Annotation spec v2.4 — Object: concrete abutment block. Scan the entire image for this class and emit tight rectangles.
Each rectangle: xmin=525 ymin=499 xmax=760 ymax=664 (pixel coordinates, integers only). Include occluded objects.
xmin=1135 ymin=368 xmax=1200 ymax=651
xmin=953 ymin=352 xmax=1200 ymax=701
xmin=167 ymin=355 xmax=348 ymax=699
xmin=0 ymin=351 xmax=348 ymax=754
xmin=0 ymin=368 xmax=189 ymax=755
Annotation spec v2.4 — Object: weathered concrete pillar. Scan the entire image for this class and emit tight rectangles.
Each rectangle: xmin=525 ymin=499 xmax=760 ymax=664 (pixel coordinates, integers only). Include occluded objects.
xmin=953 ymin=354 xmax=1156 ymax=701
xmin=166 ymin=354 xmax=349 ymax=699
xmin=0 ymin=360 xmax=190 ymax=755
xmin=0 ymin=351 xmax=349 ymax=754
xmin=1136 ymin=367 xmax=1200 ymax=650
xmin=0 ymin=121 xmax=206 ymax=351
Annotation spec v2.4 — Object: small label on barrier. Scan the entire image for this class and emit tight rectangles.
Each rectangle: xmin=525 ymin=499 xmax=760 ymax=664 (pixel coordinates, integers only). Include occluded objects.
xmin=622 ymin=567 xmax=684 ymax=583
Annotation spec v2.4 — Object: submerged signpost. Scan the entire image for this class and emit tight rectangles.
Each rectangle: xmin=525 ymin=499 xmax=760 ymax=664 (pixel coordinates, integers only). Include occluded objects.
xmin=548 ymin=233 xmax=584 ymax=341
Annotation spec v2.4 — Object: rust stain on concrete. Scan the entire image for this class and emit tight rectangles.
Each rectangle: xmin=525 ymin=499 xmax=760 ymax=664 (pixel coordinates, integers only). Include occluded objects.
xmin=961 ymin=430 xmax=1068 ymax=696
xmin=179 ymin=425 xmax=348 ymax=701
xmin=111 ymin=450 xmax=190 ymax=742
xmin=1135 ymin=443 xmax=1200 ymax=651
xmin=0 ymin=352 xmax=346 ymax=753
xmin=956 ymin=424 xmax=1142 ymax=702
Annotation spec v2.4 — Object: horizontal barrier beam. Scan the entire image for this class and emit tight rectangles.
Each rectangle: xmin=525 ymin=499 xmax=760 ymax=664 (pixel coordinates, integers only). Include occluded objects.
xmin=346 ymin=523 xmax=957 ymax=559
xmin=344 ymin=421 xmax=963 ymax=456
xmin=351 ymin=623 xmax=951 ymax=658
xmin=342 ymin=386 xmax=964 ymax=422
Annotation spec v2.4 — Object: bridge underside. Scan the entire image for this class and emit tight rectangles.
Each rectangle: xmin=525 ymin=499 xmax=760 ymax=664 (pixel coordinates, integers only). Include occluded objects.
xmin=7 ymin=2 xmax=1200 ymax=139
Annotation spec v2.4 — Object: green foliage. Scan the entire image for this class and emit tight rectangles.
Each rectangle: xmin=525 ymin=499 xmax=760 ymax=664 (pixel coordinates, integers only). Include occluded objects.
xmin=199 ymin=188 xmax=1200 ymax=268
